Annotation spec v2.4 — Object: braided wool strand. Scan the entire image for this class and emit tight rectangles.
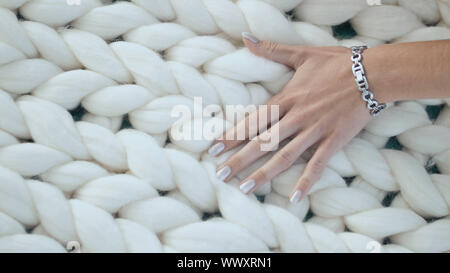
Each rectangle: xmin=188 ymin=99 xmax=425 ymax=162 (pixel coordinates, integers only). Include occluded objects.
xmin=0 ymin=0 xmax=449 ymax=253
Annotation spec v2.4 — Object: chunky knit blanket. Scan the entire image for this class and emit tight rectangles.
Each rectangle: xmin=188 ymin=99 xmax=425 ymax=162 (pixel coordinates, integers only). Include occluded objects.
xmin=0 ymin=0 xmax=449 ymax=253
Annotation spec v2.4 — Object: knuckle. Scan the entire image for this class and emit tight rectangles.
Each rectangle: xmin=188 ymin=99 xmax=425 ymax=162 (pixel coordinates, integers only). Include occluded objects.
xmin=253 ymin=134 xmax=269 ymax=146
xmin=290 ymin=108 xmax=309 ymax=124
xmin=264 ymin=41 xmax=279 ymax=56
xmin=253 ymin=133 xmax=279 ymax=152
xmin=255 ymin=169 xmax=270 ymax=183
xmin=277 ymin=93 xmax=295 ymax=108
xmin=292 ymin=46 xmax=310 ymax=67
xmin=251 ymin=135 xmax=264 ymax=147
xmin=230 ymin=155 xmax=243 ymax=170
xmin=274 ymin=151 xmax=295 ymax=166
xmin=289 ymin=52 xmax=302 ymax=68
xmin=310 ymin=157 xmax=326 ymax=173
xmin=297 ymin=177 xmax=314 ymax=194
xmin=297 ymin=177 xmax=311 ymax=189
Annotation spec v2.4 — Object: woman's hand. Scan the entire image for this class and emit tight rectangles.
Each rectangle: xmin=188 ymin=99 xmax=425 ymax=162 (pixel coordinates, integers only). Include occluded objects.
xmin=209 ymin=33 xmax=378 ymax=203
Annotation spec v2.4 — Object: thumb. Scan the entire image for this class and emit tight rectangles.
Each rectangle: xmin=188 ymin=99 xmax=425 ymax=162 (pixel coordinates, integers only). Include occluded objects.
xmin=242 ymin=32 xmax=305 ymax=68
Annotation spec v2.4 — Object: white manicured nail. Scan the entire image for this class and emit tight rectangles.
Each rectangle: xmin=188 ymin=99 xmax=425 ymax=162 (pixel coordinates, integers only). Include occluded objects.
xmin=242 ymin=32 xmax=260 ymax=44
xmin=208 ymin=142 xmax=225 ymax=157
xmin=290 ymin=190 xmax=302 ymax=203
xmin=216 ymin=166 xmax=231 ymax=181
xmin=240 ymin=180 xmax=256 ymax=194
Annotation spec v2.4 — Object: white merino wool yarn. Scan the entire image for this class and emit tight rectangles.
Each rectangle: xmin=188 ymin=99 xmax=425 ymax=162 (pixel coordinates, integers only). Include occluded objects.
xmin=0 ymin=0 xmax=449 ymax=253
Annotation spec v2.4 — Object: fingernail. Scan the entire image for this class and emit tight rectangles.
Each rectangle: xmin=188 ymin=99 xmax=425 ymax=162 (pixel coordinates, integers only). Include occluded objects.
xmin=240 ymin=180 xmax=256 ymax=194
xmin=242 ymin=32 xmax=260 ymax=44
xmin=216 ymin=166 xmax=231 ymax=181
xmin=208 ymin=142 xmax=225 ymax=157
xmin=290 ymin=190 xmax=302 ymax=203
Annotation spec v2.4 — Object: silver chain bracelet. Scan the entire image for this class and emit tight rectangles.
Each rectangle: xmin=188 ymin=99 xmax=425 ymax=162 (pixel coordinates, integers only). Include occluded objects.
xmin=350 ymin=46 xmax=387 ymax=116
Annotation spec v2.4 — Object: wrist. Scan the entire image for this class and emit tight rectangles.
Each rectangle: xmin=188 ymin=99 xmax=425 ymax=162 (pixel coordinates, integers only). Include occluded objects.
xmin=362 ymin=45 xmax=400 ymax=103
xmin=350 ymin=45 xmax=388 ymax=116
